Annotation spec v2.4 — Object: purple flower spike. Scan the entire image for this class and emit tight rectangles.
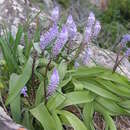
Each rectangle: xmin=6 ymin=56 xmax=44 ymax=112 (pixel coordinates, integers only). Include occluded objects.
xmin=120 ymin=34 xmax=130 ymax=48
xmin=47 ymin=68 xmax=59 ymax=96
xmin=93 ymin=20 xmax=101 ymax=37
xmin=40 ymin=23 xmax=58 ymax=51
xmin=52 ymin=25 xmax=68 ymax=57
xmin=21 ymin=86 xmax=27 ymax=97
xmin=66 ymin=15 xmax=77 ymax=40
xmin=84 ymin=27 xmax=92 ymax=43
xmin=125 ymin=48 xmax=130 ymax=57
xmin=82 ymin=48 xmax=92 ymax=65
xmin=51 ymin=6 xmax=59 ymax=22
xmin=87 ymin=12 xmax=95 ymax=27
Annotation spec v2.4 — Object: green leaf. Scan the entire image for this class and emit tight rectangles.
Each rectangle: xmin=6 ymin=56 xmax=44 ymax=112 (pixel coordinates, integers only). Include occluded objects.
xmin=72 ymin=79 xmax=84 ymax=90
xmin=81 ymin=81 xmax=121 ymax=102
xmin=24 ymin=33 xmax=33 ymax=59
xmin=17 ymin=45 xmax=26 ymax=64
xmin=52 ymin=111 xmax=62 ymax=130
xmin=35 ymin=81 xmax=44 ymax=106
xmin=6 ymin=57 xmax=33 ymax=105
xmin=97 ymin=71 xmax=129 ymax=86
xmin=10 ymin=73 xmax=21 ymax=123
xmin=57 ymin=110 xmax=88 ymax=130
xmin=96 ymin=97 xmax=129 ymax=115
xmin=119 ymin=100 xmax=130 ymax=110
xmin=14 ymin=25 xmax=23 ymax=55
xmin=96 ymin=79 xmax=130 ymax=98
xmin=61 ymin=91 xmax=95 ymax=107
xmin=47 ymin=93 xmax=66 ymax=111
xmin=59 ymin=75 xmax=72 ymax=88
xmin=57 ymin=60 xmax=67 ymax=82
xmin=22 ymin=110 xmax=34 ymax=130
xmin=0 ymin=38 xmax=18 ymax=72
xmin=30 ymin=103 xmax=57 ymax=130
xmin=72 ymin=66 xmax=104 ymax=78
xmin=83 ymin=102 xmax=95 ymax=130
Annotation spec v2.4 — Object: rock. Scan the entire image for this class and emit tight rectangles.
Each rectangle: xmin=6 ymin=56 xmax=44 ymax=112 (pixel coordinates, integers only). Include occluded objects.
xmin=73 ymin=33 xmax=130 ymax=79
xmin=0 ymin=0 xmax=51 ymax=37
xmin=0 ymin=106 xmax=27 ymax=130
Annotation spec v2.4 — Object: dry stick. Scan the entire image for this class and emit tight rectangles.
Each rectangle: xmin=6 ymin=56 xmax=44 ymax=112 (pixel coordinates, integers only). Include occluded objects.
xmin=31 ymin=51 xmax=37 ymax=103
xmin=0 ymin=93 xmax=9 ymax=115
xmin=44 ymin=58 xmax=52 ymax=104
xmin=112 ymin=47 xmax=122 ymax=73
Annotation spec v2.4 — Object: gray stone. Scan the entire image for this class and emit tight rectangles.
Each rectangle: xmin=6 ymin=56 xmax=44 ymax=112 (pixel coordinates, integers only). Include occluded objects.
xmin=0 ymin=106 xmax=27 ymax=130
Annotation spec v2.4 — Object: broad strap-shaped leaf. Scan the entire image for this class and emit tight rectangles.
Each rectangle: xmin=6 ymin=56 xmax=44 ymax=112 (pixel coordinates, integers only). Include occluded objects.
xmin=96 ymin=79 xmax=130 ymax=98
xmin=30 ymin=103 xmax=57 ymax=130
xmin=35 ymin=81 xmax=44 ymax=106
xmin=96 ymin=97 xmax=130 ymax=116
xmin=61 ymin=91 xmax=95 ymax=108
xmin=57 ymin=60 xmax=67 ymax=82
xmin=52 ymin=111 xmax=62 ymax=130
xmin=10 ymin=74 xmax=21 ymax=123
xmin=0 ymin=38 xmax=18 ymax=72
xmin=72 ymin=66 xmax=104 ymax=78
xmin=81 ymin=81 xmax=121 ymax=102
xmin=83 ymin=102 xmax=95 ymax=130
xmin=6 ymin=57 xmax=33 ymax=105
xmin=47 ymin=93 xmax=66 ymax=111
xmin=14 ymin=25 xmax=23 ymax=55
xmin=22 ymin=110 xmax=34 ymax=130
xmin=119 ymin=100 xmax=130 ymax=110
xmin=57 ymin=110 xmax=88 ymax=130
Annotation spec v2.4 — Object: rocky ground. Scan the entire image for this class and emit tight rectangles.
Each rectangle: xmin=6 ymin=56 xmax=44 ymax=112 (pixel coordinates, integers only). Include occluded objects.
xmin=0 ymin=0 xmax=130 ymax=130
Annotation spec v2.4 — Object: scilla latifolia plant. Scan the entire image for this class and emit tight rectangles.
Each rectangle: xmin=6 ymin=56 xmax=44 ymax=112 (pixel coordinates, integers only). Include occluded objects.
xmin=0 ymin=6 xmax=130 ymax=130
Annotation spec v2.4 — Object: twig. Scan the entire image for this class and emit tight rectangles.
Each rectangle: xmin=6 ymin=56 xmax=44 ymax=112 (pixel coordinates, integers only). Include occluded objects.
xmin=31 ymin=51 xmax=37 ymax=103
xmin=0 ymin=93 xmax=8 ymax=115
xmin=44 ymin=58 xmax=52 ymax=104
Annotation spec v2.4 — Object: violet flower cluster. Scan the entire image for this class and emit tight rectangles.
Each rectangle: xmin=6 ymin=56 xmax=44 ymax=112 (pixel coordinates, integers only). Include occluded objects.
xmin=20 ymin=86 xmax=27 ymax=97
xmin=40 ymin=23 xmax=58 ymax=51
xmin=39 ymin=7 xmax=102 ymax=67
xmin=84 ymin=12 xmax=101 ymax=43
xmin=51 ymin=6 xmax=59 ymax=22
xmin=47 ymin=68 xmax=59 ymax=97
xmin=120 ymin=34 xmax=130 ymax=58
xmin=52 ymin=25 xmax=68 ymax=57
xmin=66 ymin=15 xmax=77 ymax=40
xmin=120 ymin=34 xmax=130 ymax=48
xmin=40 ymin=6 xmax=78 ymax=57
xmin=125 ymin=48 xmax=130 ymax=58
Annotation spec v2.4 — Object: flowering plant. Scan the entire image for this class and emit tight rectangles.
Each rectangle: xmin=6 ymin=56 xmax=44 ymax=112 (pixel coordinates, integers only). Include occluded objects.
xmin=0 ymin=6 xmax=130 ymax=130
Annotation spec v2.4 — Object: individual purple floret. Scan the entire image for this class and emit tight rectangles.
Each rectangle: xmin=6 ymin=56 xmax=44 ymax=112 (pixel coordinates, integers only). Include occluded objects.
xmin=40 ymin=23 xmax=58 ymax=51
xmin=82 ymin=48 xmax=92 ymax=65
xmin=21 ymin=86 xmax=27 ymax=97
xmin=84 ymin=27 xmax=92 ymax=43
xmin=47 ymin=68 xmax=59 ymax=96
xmin=125 ymin=48 xmax=130 ymax=57
xmin=66 ymin=15 xmax=77 ymax=40
xmin=120 ymin=34 xmax=130 ymax=48
xmin=87 ymin=12 xmax=95 ymax=27
xmin=93 ymin=20 xmax=101 ymax=37
xmin=52 ymin=25 xmax=68 ymax=57
xmin=51 ymin=6 xmax=59 ymax=22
